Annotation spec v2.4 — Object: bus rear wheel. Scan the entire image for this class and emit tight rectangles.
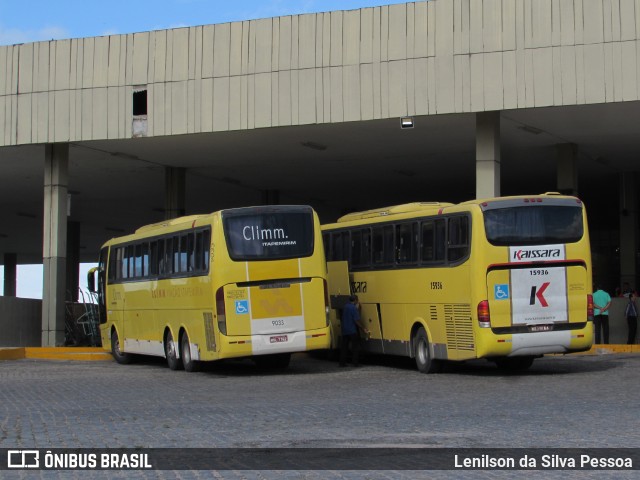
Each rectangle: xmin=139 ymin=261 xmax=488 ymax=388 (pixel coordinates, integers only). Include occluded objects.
xmin=164 ymin=330 xmax=183 ymax=371
xmin=413 ymin=327 xmax=440 ymax=374
xmin=180 ymin=331 xmax=199 ymax=372
xmin=111 ymin=329 xmax=132 ymax=365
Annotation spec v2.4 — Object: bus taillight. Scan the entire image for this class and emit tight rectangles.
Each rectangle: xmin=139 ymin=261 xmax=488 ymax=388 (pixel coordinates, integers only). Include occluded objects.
xmin=477 ymin=300 xmax=491 ymax=328
xmin=323 ymin=279 xmax=330 ymax=326
xmin=215 ymin=287 xmax=227 ymax=335
xmin=587 ymin=294 xmax=594 ymax=321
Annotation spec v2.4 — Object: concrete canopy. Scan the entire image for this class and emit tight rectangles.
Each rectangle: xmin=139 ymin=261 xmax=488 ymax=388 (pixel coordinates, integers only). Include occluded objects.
xmin=0 ymin=0 xmax=639 ymax=266
xmin=0 ymin=101 xmax=636 ymax=264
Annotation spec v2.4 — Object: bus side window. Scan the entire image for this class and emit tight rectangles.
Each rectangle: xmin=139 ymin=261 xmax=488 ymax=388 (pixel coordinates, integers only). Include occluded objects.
xmin=351 ymin=230 xmax=362 ymax=267
xmin=203 ymin=229 xmax=211 ymax=272
xmin=421 ymin=222 xmax=435 ymax=262
xmin=187 ymin=233 xmax=195 ymax=272
xmin=448 ymin=216 xmax=469 ymax=262
xmin=396 ymin=222 xmax=417 ymax=264
xmin=422 ymin=220 xmax=446 ymax=263
xmin=134 ymin=243 xmax=143 ymax=278
xmin=150 ymin=241 xmax=159 ymax=276
xmin=142 ymin=242 xmax=149 ymax=277
xmin=108 ymin=247 xmax=117 ymax=282
xmin=158 ymin=238 xmax=171 ymax=277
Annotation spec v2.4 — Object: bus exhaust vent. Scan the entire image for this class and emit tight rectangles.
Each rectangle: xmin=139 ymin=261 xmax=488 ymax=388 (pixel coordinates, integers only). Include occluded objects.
xmin=429 ymin=305 xmax=438 ymax=322
xmin=203 ymin=312 xmax=217 ymax=352
xmin=444 ymin=304 xmax=474 ymax=351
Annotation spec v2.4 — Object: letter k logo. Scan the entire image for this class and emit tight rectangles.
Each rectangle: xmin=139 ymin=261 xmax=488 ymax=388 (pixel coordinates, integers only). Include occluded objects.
xmin=529 ymin=282 xmax=550 ymax=307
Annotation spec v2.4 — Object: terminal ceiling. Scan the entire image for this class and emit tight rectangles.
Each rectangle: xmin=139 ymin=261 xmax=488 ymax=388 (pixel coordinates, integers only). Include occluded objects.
xmin=0 ymin=101 xmax=638 ymax=264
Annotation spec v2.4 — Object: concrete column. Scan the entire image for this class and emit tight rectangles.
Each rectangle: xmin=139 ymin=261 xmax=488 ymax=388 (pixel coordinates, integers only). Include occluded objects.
xmin=476 ymin=111 xmax=501 ymax=199
xmin=3 ymin=253 xmax=17 ymax=297
xmin=556 ymin=143 xmax=578 ymax=195
xmin=619 ymin=172 xmax=639 ymax=290
xmin=165 ymin=167 xmax=186 ymax=220
xmin=66 ymin=221 xmax=80 ymax=302
xmin=261 ymin=189 xmax=280 ymax=205
xmin=42 ymin=144 xmax=69 ymax=346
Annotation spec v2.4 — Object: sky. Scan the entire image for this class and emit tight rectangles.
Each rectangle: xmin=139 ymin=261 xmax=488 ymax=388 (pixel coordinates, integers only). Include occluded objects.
xmin=0 ymin=0 xmax=412 ymax=46
xmin=0 ymin=0 xmax=411 ymax=298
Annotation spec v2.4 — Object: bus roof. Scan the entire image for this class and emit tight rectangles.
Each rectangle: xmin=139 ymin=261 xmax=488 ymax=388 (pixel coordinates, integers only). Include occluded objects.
xmin=331 ymin=193 xmax=581 ymax=225
xmin=134 ymin=214 xmax=210 ymax=234
xmin=336 ymin=202 xmax=453 ymax=223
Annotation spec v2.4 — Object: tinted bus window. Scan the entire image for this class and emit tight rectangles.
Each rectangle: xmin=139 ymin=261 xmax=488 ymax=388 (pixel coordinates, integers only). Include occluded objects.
xmin=448 ymin=216 xmax=469 ymax=262
xmin=372 ymin=225 xmax=394 ymax=265
xmin=484 ymin=206 xmax=583 ymax=246
xmin=223 ymin=207 xmax=314 ymax=261
xmin=396 ymin=223 xmax=417 ymax=264
xmin=421 ymin=219 xmax=446 ymax=263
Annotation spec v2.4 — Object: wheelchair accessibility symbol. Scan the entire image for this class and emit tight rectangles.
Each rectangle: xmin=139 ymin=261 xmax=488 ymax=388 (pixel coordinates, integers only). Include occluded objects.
xmin=235 ymin=300 xmax=249 ymax=314
xmin=494 ymin=284 xmax=510 ymax=300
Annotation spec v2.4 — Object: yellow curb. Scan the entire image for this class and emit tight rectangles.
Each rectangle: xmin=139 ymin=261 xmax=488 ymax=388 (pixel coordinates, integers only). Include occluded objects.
xmin=0 ymin=347 xmax=113 ymax=361
xmin=0 ymin=348 xmax=26 ymax=360
xmin=570 ymin=344 xmax=640 ymax=355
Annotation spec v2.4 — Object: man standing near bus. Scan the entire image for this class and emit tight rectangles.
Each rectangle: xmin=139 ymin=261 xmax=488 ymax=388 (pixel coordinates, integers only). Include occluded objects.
xmin=339 ymin=295 xmax=369 ymax=367
xmin=593 ymin=285 xmax=612 ymax=344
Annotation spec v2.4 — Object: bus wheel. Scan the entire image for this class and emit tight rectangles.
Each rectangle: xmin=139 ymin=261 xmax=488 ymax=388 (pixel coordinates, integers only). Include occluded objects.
xmin=413 ymin=327 xmax=440 ymax=374
xmin=111 ymin=329 xmax=132 ymax=365
xmin=164 ymin=330 xmax=183 ymax=371
xmin=495 ymin=356 xmax=534 ymax=371
xmin=180 ymin=331 xmax=199 ymax=373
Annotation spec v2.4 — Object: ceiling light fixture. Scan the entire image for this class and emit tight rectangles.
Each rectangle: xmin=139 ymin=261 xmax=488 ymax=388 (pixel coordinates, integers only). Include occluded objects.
xmin=400 ymin=117 xmax=414 ymax=129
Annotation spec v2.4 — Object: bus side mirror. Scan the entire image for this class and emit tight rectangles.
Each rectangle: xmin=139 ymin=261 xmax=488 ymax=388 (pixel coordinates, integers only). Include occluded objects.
xmin=87 ymin=267 xmax=98 ymax=293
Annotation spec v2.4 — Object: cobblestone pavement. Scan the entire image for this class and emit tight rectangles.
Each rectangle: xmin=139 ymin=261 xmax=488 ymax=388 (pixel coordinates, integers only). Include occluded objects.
xmin=1 ymin=352 xmax=639 ymax=479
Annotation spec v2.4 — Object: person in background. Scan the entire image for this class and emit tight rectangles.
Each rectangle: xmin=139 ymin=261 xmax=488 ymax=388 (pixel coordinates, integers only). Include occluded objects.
xmin=625 ymin=291 xmax=638 ymax=345
xmin=592 ymin=285 xmax=612 ymax=344
xmin=339 ymin=295 xmax=369 ymax=367
xmin=619 ymin=282 xmax=637 ymax=298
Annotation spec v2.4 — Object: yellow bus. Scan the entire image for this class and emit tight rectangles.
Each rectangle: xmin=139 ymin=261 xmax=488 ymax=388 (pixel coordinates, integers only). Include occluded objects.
xmin=322 ymin=193 xmax=593 ymax=372
xmin=89 ymin=205 xmax=331 ymax=371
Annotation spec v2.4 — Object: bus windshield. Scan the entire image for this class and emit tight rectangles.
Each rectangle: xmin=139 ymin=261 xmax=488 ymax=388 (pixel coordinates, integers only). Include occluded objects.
xmin=483 ymin=205 xmax=583 ymax=246
xmin=223 ymin=207 xmax=315 ymax=260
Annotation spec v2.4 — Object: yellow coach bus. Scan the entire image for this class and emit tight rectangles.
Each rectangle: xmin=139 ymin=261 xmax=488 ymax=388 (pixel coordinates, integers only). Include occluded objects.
xmin=89 ymin=205 xmax=330 ymax=371
xmin=322 ymin=193 xmax=593 ymax=372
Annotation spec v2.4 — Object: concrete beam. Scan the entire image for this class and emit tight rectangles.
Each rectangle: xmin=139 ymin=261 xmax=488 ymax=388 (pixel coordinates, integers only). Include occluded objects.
xmin=165 ymin=167 xmax=186 ymax=220
xmin=556 ymin=143 xmax=578 ymax=196
xmin=619 ymin=172 xmax=638 ymax=291
xmin=476 ymin=111 xmax=501 ymax=199
xmin=3 ymin=253 xmax=17 ymax=297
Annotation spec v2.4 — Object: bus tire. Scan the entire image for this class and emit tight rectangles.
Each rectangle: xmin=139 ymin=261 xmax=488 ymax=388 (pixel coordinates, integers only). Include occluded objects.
xmin=164 ymin=330 xmax=183 ymax=371
xmin=413 ymin=327 xmax=440 ymax=374
xmin=180 ymin=331 xmax=199 ymax=372
xmin=495 ymin=356 xmax=534 ymax=371
xmin=111 ymin=329 xmax=132 ymax=365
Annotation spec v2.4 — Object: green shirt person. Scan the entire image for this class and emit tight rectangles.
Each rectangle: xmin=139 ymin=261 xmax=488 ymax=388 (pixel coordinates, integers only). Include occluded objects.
xmin=593 ymin=286 xmax=612 ymax=344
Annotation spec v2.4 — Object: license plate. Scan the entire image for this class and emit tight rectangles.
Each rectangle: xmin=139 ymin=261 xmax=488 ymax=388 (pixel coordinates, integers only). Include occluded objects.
xmin=530 ymin=325 xmax=552 ymax=332
xmin=270 ymin=335 xmax=288 ymax=343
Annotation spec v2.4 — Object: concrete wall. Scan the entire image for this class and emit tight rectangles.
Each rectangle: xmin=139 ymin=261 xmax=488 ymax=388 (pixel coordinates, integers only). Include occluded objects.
xmin=1 ymin=0 xmax=640 ymax=146
xmin=606 ymin=297 xmax=637 ymax=344
xmin=0 ymin=297 xmax=42 ymax=347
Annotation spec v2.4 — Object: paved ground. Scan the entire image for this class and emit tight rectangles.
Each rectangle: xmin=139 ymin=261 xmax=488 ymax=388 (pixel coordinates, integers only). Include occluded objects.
xmin=1 ymin=352 xmax=639 ymax=479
